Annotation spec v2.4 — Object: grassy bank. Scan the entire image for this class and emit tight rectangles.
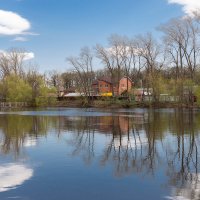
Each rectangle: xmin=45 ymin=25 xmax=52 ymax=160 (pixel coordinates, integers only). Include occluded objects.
xmin=0 ymin=99 xmax=198 ymax=109
xmin=55 ymin=99 xmax=198 ymax=109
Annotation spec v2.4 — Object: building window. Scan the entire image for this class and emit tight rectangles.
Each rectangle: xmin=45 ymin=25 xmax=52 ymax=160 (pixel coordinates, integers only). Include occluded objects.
xmin=121 ymin=84 xmax=125 ymax=87
xmin=105 ymin=84 xmax=108 ymax=88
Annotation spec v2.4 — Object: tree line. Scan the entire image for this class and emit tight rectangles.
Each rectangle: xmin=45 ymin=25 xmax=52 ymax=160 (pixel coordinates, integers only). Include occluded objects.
xmin=1 ymin=13 xmax=200 ymax=105
xmin=0 ymin=49 xmax=56 ymax=105
xmin=65 ymin=12 xmax=200 ymax=105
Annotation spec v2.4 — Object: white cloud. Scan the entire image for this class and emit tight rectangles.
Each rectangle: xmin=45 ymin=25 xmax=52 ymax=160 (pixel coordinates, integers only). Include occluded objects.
xmin=106 ymin=46 xmax=144 ymax=58
xmin=24 ymin=32 xmax=40 ymax=36
xmin=24 ymin=52 xmax=35 ymax=60
xmin=168 ymin=0 xmax=200 ymax=15
xmin=0 ymin=50 xmax=35 ymax=61
xmin=13 ymin=37 xmax=28 ymax=42
xmin=0 ymin=10 xmax=31 ymax=35
xmin=0 ymin=163 xmax=33 ymax=192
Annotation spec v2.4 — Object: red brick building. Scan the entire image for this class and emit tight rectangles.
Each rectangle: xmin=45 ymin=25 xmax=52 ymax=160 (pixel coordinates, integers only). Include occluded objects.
xmin=119 ymin=77 xmax=132 ymax=95
xmin=92 ymin=77 xmax=113 ymax=95
xmin=92 ymin=76 xmax=133 ymax=96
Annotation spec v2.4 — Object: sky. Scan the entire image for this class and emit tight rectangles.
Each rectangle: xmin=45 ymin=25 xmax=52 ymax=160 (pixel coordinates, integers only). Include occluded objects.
xmin=0 ymin=0 xmax=199 ymax=72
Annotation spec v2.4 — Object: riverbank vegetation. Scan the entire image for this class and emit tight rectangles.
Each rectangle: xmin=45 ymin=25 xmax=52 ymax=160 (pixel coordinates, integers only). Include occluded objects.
xmin=0 ymin=49 xmax=57 ymax=106
xmin=1 ymin=13 xmax=200 ymax=107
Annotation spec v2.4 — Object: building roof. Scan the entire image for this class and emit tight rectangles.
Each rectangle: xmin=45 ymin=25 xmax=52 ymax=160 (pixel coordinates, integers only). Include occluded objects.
xmin=64 ymin=92 xmax=84 ymax=97
xmin=97 ymin=76 xmax=112 ymax=84
xmin=92 ymin=76 xmax=133 ymax=86
xmin=92 ymin=76 xmax=112 ymax=85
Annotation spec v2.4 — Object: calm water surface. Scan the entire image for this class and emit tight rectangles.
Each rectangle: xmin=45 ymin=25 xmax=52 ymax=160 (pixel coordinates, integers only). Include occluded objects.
xmin=0 ymin=108 xmax=199 ymax=200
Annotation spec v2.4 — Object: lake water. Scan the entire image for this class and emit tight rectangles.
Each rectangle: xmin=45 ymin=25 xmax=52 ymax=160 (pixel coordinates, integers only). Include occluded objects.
xmin=0 ymin=108 xmax=200 ymax=200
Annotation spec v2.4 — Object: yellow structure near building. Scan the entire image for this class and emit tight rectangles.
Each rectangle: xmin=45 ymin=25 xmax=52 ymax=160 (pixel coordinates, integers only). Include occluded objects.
xmin=100 ymin=92 xmax=113 ymax=97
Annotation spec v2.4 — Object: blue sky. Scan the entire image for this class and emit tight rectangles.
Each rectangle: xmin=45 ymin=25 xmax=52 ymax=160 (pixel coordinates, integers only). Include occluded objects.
xmin=0 ymin=0 xmax=197 ymax=72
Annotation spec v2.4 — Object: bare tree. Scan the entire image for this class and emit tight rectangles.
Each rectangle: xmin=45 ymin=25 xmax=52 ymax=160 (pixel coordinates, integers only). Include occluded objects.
xmin=26 ymin=65 xmax=43 ymax=103
xmin=96 ymin=35 xmax=129 ymax=96
xmin=95 ymin=44 xmax=116 ymax=96
xmin=61 ymin=72 xmax=77 ymax=90
xmin=67 ymin=47 xmax=94 ymax=102
xmin=0 ymin=48 xmax=26 ymax=79
xmin=135 ymin=33 xmax=165 ymax=102
xmin=108 ymin=35 xmax=127 ymax=94
xmin=159 ymin=16 xmax=200 ymax=104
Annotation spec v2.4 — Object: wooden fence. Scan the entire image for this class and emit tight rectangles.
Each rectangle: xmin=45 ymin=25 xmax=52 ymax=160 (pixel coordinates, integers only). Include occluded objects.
xmin=135 ymin=95 xmax=180 ymax=102
xmin=0 ymin=102 xmax=30 ymax=108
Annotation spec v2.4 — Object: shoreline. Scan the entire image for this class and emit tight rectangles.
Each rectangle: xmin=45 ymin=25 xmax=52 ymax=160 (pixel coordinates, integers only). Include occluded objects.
xmin=0 ymin=100 xmax=199 ymax=110
xmin=54 ymin=100 xmax=199 ymax=109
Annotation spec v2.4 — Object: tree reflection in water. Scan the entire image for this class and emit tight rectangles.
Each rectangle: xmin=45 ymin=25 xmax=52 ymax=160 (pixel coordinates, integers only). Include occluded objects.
xmin=0 ymin=109 xmax=200 ymax=198
xmin=0 ymin=115 xmax=57 ymax=158
xmin=66 ymin=116 xmax=95 ymax=165
xmin=63 ymin=110 xmax=200 ymax=199
xmin=164 ymin=110 xmax=200 ymax=200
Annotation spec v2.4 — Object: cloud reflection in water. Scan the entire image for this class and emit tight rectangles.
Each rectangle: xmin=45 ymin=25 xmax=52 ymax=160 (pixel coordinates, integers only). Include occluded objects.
xmin=165 ymin=174 xmax=200 ymax=200
xmin=0 ymin=163 xmax=33 ymax=192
